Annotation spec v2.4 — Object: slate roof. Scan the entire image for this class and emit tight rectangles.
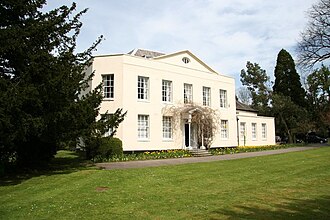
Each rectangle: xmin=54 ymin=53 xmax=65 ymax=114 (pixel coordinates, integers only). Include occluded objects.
xmin=128 ymin=49 xmax=165 ymax=58
xmin=236 ymin=100 xmax=258 ymax=112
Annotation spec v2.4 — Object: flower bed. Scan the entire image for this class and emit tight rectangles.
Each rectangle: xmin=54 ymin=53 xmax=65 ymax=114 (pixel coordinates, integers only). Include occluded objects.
xmin=95 ymin=149 xmax=192 ymax=162
xmin=209 ymin=144 xmax=302 ymax=155
xmin=94 ymin=144 xmax=303 ymax=162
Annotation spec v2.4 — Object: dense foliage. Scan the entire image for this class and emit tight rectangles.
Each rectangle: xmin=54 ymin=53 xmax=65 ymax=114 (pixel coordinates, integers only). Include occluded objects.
xmin=0 ymin=0 xmax=125 ymax=168
xmin=306 ymin=65 xmax=330 ymax=136
xmin=273 ymin=49 xmax=306 ymax=107
xmin=271 ymin=49 xmax=309 ymax=142
xmin=84 ymin=136 xmax=124 ymax=161
xmin=240 ymin=61 xmax=271 ymax=115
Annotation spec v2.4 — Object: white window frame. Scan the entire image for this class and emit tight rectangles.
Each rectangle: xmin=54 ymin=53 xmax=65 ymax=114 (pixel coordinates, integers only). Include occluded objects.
xmin=262 ymin=123 xmax=267 ymax=140
xmin=203 ymin=86 xmax=211 ymax=106
xmin=162 ymin=116 xmax=173 ymax=140
xmin=220 ymin=120 xmax=228 ymax=139
xmin=138 ymin=115 xmax=149 ymax=140
xmin=252 ymin=123 xmax=257 ymax=140
xmin=102 ymin=74 xmax=114 ymax=99
xmin=240 ymin=122 xmax=246 ymax=140
xmin=101 ymin=114 xmax=114 ymax=137
xmin=184 ymin=83 xmax=193 ymax=104
xmin=162 ymin=80 xmax=172 ymax=103
xmin=219 ymin=89 xmax=227 ymax=108
xmin=138 ymin=76 xmax=149 ymax=100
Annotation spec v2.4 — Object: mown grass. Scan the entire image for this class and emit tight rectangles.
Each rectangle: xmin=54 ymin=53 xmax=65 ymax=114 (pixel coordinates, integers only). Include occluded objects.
xmin=1 ymin=147 xmax=330 ymax=219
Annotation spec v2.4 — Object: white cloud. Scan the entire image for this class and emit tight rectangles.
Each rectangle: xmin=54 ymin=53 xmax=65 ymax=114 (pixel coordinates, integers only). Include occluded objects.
xmin=45 ymin=0 xmax=317 ymax=87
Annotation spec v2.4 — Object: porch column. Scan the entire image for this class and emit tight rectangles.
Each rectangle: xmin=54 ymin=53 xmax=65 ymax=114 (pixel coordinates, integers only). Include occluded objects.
xmin=200 ymin=116 xmax=206 ymax=150
xmin=188 ymin=114 xmax=192 ymax=149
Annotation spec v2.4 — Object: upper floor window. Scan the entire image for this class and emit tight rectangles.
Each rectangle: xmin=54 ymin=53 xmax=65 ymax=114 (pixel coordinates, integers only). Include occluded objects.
xmin=138 ymin=114 xmax=149 ymax=140
xmin=262 ymin=123 xmax=267 ymax=139
xmin=102 ymin=74 xmax=114 ymax=99
xmin=162 ymin=80 xmax=172 ymax=103
xmin=220 ymin=120 xmax=228 ymax=139
xmin=162 ymin=116 xmax=173 ymax=140
xmin=203 ymin=86 xmax=211 ymax=106
xmin=219 ymin=89 xmax=227 ymax=108
xmin=252 ymin=123 xmax=257 ymax=140
xmin=184 ymin=83 xmax=193 ymax=104
xmin=138 ymin=76 xmax=149 ymax=100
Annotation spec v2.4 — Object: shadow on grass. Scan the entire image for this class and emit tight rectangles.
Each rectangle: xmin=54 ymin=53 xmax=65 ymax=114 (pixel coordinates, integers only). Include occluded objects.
xmin=0 ymin=150 xmax=95 ymax=186
xmin=210 ymin=195 xmax=330 ymax=220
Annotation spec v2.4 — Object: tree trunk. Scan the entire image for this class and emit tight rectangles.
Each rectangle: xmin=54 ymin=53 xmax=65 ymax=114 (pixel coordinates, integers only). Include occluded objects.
xmin=280 ymin=113 xmax=293 ymax=143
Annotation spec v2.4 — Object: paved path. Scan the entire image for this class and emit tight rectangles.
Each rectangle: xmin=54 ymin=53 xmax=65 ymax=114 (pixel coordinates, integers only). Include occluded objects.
xmin=96 ymin=146 xmax=322 ymax=170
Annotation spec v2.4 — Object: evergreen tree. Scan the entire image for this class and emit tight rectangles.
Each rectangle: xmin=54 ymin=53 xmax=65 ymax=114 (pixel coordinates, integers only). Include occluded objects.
xmin=0 ymin=0 xmax=125 ymax=167
xmin=272 ymin=49 xmax=309 ymax=142
xmin=240 ymin=61 xmax=271 ymax=115
xmin=273 ymin=49 xmax=306 ymax=107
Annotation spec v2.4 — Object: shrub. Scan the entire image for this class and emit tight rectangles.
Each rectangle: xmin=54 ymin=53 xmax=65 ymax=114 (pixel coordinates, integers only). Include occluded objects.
xmin=98 ymin=137 xmax=123 ymax=159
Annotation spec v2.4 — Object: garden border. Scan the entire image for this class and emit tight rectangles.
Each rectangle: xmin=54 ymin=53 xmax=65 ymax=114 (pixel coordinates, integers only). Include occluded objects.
xmin=97 ymin=145 xmax=324 ymax=170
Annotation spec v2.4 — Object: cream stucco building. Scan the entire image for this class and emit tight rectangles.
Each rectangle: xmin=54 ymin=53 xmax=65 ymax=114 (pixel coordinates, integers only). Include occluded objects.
xmin=84 ymin=49 xmax=275 ymax=151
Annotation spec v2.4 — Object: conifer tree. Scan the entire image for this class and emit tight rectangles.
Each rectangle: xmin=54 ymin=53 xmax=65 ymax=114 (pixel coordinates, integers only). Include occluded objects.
xmin=0 ymin=0 xmax=125 ymax=166
xmin=272 ymin=49 xmax=309 ymax=142
xmin=273 ymin=49 xmax=306 ymax=107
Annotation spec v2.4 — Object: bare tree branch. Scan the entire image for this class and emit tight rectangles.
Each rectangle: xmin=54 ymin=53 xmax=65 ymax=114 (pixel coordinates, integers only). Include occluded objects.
xmin=297 ymin=0 xmax=330 ymax=68
xmin=162 ymin=103 xmax=220 ymax=148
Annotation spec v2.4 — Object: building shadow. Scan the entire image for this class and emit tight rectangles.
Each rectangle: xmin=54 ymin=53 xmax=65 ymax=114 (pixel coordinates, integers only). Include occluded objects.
xmin=210 ymin=195 xmax=330 ymax=220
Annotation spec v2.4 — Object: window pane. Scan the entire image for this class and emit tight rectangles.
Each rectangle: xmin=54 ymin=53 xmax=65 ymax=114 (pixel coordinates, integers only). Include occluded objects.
xmin=162 ymin=116 xmax=172 ymax=139
xmin=162 ymin=80 xmax=172 ymax=102
xmin=101 ymin=114 xmax=114 ymax=137
xmin=102 ymin=74 xmax=114 ymax=98
xmin=240 ymin=122 xmax=246 ymax=139
xmin=220 ymin=89 xmax=227 ymax=108
xmin=203 ymin=87 xmax=211 ymax=106
xmin=252 ymin=123 xmax=257 ymax=140
xmin=138 ymin=76 xmax=149 ymax=100
xmin=262 ymin=123 xmax=267 ymax=139
xmin=138 ymin=115 xmax=149 ymax=139
xmin=221 ymin=120 xmax=228 ymax=139
xmin=184 ymin=83 xmax=193 ymax=104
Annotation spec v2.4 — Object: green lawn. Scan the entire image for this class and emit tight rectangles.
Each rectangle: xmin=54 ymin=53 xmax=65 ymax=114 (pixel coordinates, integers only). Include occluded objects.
xmin=1 ymin=147 xmax=330 ymax=219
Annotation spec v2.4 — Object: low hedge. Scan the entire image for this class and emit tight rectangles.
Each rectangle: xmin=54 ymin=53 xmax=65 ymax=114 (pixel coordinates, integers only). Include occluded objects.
xmin=98 ymin=137 xmax=123 ymax=158
xmin=86 ymin=137 xmax=123 ymax=161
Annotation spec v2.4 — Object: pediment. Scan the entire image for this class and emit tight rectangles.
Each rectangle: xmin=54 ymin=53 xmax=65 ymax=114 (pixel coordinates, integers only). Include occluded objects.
xmin=154 ymin=50 xmax=217 ymax=74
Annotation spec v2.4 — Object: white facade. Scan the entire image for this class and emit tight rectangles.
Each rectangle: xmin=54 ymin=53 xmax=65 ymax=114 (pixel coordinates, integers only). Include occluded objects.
xmin=85 ymin=49 xmax=275 ymax=151
xmin=236 ymin=108 xmax=275 ymax=147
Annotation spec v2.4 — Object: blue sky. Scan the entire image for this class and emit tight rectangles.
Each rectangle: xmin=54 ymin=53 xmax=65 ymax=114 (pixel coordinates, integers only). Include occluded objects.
xmin=45 ymin=0 xmax=316 ymax=88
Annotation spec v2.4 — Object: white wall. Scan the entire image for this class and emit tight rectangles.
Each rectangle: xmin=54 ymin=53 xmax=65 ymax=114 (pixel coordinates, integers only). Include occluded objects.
xmin=236 ymin=110 xmax=276 ymax=146
xmin=87 ymin=52 xmax=276 ymax=151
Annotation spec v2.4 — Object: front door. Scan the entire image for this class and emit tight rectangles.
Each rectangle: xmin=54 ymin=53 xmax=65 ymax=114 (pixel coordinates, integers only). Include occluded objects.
xmin=184 ymin=123 xmax=189 ymax=147
xmin=184 ymin=122 xmax=198 ymax=148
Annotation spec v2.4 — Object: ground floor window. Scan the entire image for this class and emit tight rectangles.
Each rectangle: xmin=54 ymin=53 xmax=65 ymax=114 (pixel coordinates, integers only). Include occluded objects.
xmin=252 ymin=123 xmax=257 ymax=140
xmin=240 ymin=122 xmax=246 ymax=140
xmin=262 ymin=123 xmax=267 ymax=139
xmin=162 ymin=116 xmax=173 ymax=140
xmin=101 ymin=114 xmax=114 ymax=137
xmin=220 ymin=120 xmax=228 ymax=139
xmin=138 ymin=114 xmax=149 ymax=140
